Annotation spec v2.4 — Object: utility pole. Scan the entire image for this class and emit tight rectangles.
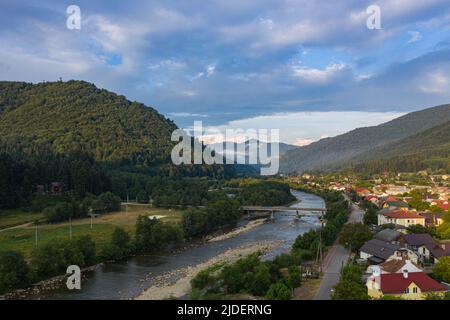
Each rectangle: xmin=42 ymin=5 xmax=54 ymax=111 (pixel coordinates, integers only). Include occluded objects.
xmin=69 ymin=216 xmax=72 ymax=240
xmin=35 ymin=223 xmax=39 ymax=251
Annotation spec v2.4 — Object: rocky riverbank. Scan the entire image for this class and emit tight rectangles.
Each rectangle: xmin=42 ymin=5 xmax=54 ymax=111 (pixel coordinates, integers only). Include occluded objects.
xmin=135 ymin=240 xmax=283 ymax=300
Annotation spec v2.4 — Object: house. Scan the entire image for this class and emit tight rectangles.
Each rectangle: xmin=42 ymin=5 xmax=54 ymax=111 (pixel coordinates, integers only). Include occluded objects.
xmin=364 ymin=195 xmax=378 ymax=205
xmin=420 ymin=212 xmax=444 ymax=227
xmin=366 ymin=270 xmax=447 ymax=299
xmin=428 ymin=200 xmax=449 ymax=212
xmin=360 ymin=239 xmax=418 ymax=264
xmin=359 ymin=239 xmax=401 ymax=264
xmin=50 ymin=182 xmax=63 ymax=194
xmin=418 ymin=242 xmax=450 ymax=264
xmin=378 ymin=210 xmax=425 ymax=227
xmin=401 ymin=233 xmax=437 ymax=251
xmin=356 ymin=187 xmax=371 ymax=197
xmin=381 ymin=200 xmax=410 ymax=211
xmin=373 ymin=228 xmax=402 ymax=243
xmin=367 ymin=259 xmax=422 ymax=275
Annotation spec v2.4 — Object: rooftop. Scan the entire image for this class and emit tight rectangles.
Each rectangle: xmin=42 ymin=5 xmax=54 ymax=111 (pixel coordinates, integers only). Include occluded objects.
xmin=380 ymin=272 xmax=446 ymax=294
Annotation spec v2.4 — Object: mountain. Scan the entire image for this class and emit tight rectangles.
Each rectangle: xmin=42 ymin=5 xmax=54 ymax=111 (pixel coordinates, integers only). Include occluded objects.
xmin=208 ymin=139 xmax=298 ymax=163
xmin=0 ymin=80 xmax=177 ymax=166
xmin=352 ymin=120 xmax=450 ymax=173
xmin=280 ymin=104 xmax=450 ymax=173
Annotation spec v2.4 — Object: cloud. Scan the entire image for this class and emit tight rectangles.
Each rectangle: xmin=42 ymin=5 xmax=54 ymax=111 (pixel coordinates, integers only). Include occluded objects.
xmin=408 ymin=31 xmax=422 ymax=43
xmin=420 ymin=71 xmax=449 ymax=93
xmin=200 ymin=111 xmax=406 ymax=145
xmin=292 ymin=63 xmax=348 ymax=85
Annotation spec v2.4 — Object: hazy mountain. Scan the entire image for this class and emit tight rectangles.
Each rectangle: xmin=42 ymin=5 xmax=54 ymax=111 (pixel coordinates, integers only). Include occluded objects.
xmin=280 ymin=104 xmax=450 ymax=173
xmin=207 ymin=139 xmax=298 ymax=164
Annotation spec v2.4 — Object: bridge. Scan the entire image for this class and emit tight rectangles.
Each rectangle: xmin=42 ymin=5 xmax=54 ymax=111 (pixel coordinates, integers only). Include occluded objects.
xmin=240 ymin=205 xmax=326 ymax=220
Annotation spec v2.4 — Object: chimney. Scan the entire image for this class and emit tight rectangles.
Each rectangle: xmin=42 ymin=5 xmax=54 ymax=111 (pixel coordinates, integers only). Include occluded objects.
xmin=403 ymin=269 xmax=408 ymax=279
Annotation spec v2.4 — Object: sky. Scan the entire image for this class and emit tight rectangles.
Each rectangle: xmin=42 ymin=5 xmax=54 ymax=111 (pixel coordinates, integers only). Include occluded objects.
xmin=1 ymin=0 xmax=450 ymax=145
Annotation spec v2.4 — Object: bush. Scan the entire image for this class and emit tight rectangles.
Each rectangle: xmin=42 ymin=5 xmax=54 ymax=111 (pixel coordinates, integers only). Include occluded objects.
xmin=0 ymin=251 xmax=29 ymax=294
xmin=338 ymin=223 xmax=372 ymax=252
xmin=31 ymin=236 xmax=96 ymax=279
xmin=265 ymin=282 xmax=292 ymax=300
xmin=135 ymin=215 xmax=183 ymax=252
xmin=433 ymin=256 xmax=450 ymax=283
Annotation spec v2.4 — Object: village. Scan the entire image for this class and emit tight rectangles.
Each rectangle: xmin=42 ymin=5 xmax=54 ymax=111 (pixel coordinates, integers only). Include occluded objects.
xmin=290 ymin=171 xmax=450 ymax=299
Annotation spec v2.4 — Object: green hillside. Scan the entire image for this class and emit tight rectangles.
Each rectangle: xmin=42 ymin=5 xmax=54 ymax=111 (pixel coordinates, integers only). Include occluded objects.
xmin=0 ymin=80 xmax=177 ymax=165
xmin=352 ymin=120 xmax=450 ymax=173
xmin=280 ymin=104 xmax=450 ymax=173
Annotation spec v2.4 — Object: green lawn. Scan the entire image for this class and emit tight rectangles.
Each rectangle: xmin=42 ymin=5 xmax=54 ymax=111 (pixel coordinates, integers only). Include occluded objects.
xmin=0 ymin=209 xmax=44 ymax=230
xmin=0 ymin=206 xmax=183 ymax=260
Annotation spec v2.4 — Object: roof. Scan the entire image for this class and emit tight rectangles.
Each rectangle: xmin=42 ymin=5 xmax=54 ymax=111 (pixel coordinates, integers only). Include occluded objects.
xmin=360 ymin=239 xmax=402 ymax=260
xmin=385 ymin=200 xmax=409 ymax=208
xmin=374 ymin=229 xmax=402 ymax=242
xmin=380 ymin=272 xmax=447 ymax=294
xmin=403 ymin=233 xmax=437 ymax=247
xmin=420 ymin=212 xmax=444 ymax=225
xmin=382 ymin=210 xmax=424 ymax=219
xmin=378 ymin=259 xmax=420 ymax=273
xmin=424 ymin=243 xmax=450 ymax=258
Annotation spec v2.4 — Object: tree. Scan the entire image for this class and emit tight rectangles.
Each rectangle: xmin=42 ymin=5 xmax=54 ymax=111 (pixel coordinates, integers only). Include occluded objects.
xmin=111 ymin=227 xmax=130 ymax=249
xmin=98 ymin=192 xmax=121 ymax=212
xmin=285 ymin=266 xmax=301 ymax=289
xmin=433 ymin=256 xmax=450 ymax=283
xmin=265 ymin=282 xmax=292 ymax=300
xmin=0 ymin=251 xmax=29 ymax=294
xmin=332 ymin=279 xmax=369 ymax=300
xmin=332 ymin=263 xmax=368 ymax=300
xmin=250 ymin=263 xmax=272 ymax=296
xmin=135 ymin=215 xmax=183 ymax=252
xmin=338 ymin=223 xmax=372 ymax=252
xmin=136 ymin=191 xmax=149 ymax=203
xmin=407 ymin=224 xmax=436 ymax=236
xmin=363 ymin=208 xmax=378 ymax=225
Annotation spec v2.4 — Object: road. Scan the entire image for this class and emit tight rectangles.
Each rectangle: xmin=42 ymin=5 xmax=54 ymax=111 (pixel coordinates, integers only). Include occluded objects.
xmin=314 ymin=194 xmax=364 ymax=300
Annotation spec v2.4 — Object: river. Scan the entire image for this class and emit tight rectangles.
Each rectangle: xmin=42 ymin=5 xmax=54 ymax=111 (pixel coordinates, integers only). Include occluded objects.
xmin=25 ymin=190 xmax=324 ymax=300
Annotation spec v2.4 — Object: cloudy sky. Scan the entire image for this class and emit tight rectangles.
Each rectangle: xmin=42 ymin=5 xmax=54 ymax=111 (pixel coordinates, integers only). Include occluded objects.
xmin=1 ymin=0 xmax=450 ymax=145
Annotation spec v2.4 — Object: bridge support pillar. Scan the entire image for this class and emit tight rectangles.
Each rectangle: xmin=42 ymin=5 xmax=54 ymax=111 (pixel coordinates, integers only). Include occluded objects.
xmin=270 ymin=211 xmax=274 ymax=221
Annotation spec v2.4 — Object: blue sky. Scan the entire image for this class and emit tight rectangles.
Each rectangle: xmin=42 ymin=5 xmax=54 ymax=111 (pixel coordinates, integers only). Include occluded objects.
xmin=1 ymin=0 xmax=450 ymax=144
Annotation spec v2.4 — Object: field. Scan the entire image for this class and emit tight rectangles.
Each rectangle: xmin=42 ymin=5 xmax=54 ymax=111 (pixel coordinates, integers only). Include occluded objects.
xmin=0 ymin=204 xmax=182 ymax=259
xmin=0 ymin=209 xmax=45 ymax=230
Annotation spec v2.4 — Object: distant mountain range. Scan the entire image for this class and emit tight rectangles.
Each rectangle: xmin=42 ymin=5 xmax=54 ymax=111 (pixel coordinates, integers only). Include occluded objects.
xmin=207 ymin=139 xmax=298 ymax=163
xmin=280 ymin=104 xmax=450 ymax=173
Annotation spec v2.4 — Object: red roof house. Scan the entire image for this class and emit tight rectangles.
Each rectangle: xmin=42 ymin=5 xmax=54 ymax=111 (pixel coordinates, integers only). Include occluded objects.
xmin=380 ymin=272 xmax=446 ymax=295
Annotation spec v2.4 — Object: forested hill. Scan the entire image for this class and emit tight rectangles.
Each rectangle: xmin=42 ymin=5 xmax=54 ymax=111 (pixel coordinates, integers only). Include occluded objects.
xmin=280 ymin=104 xmax=450 ymax=173
xmin=352 ymin=120 xmax=450 ymax=173
xmin=0 ymin=80 xmax=234 ymax=208
xmin=0 ymin=80 xmax=177 ymax=165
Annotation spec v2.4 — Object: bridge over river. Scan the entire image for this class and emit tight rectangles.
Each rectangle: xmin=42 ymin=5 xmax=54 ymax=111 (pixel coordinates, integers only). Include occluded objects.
xmin=240 ymin=205 xmax=326 ymax=220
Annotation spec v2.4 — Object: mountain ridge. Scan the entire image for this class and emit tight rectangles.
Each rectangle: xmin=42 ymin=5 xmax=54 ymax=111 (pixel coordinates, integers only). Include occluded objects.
xmin=280 ymin=104 xmax=450 ymax=173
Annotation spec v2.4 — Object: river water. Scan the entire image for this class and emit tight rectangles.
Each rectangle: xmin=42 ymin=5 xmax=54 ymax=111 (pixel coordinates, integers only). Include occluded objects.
xmin=27 ymin=190 xmax=324 ymax=300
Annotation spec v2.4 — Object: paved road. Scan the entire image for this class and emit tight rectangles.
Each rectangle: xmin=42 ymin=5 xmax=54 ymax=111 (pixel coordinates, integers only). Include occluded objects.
xmin=314 ymin=194 xmax=364 ymax=300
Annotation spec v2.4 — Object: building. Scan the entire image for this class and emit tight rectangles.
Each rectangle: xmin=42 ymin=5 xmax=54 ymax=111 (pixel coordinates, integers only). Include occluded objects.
xmin=359 ymin=239 xmax=417 ymax=264
xmin=401 ymin=233 xmax=437 ymax=251
xmin=420 ymin=212 xmax=444 ymax=227
xmin=378 ymin=210 xmax=425 ymax=227
xmin=366 ymin=270 xmax=447 ymax=299
xmin=381 ymin=200 xmax=410 ymax=211
xmin=418 ymin=242 xmax=450 ymax=264
xmin=373 ymin=228 xmax=402 ymax=243
xmin=368 ymin=259 xmax=422 ymax=275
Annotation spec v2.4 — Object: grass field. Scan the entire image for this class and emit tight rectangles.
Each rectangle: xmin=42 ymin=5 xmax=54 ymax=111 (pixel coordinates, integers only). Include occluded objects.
xmin=0 ymin=204 xmax=183 ymax=259
xmin=0 ymin=209 xmax=45 ymax=230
